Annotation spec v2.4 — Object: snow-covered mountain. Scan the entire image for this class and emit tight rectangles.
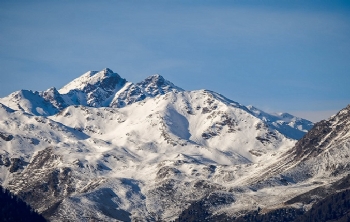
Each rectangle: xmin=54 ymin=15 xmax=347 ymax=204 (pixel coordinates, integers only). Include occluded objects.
xmin=1 ymin=68 xmax=347 ymax=221
xmin=0 ymin=68 xmax=312 ymax=139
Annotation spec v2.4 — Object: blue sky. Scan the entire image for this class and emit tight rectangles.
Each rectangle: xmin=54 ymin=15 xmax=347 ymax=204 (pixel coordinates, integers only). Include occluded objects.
xmin=1 ymin=0 xmax=349 ymax=122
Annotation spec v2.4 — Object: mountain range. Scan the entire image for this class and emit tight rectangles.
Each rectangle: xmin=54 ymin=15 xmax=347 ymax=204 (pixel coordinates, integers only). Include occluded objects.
xmin=0 ymin=68 xmax=348 ymax=221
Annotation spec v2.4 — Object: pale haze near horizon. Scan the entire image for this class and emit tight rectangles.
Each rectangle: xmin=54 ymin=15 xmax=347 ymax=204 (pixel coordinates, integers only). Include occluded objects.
xmin=0 ymin=1 xmax=349 ymax=122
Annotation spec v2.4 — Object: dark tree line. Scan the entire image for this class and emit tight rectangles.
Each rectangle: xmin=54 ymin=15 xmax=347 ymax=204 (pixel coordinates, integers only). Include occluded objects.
xmin=296 ymin=189 xmax=350 ymax=222
xmin=0 ymin=185 xmax=46 ymax=222
xmin=176 ymin=189 xmax=350 ymax=222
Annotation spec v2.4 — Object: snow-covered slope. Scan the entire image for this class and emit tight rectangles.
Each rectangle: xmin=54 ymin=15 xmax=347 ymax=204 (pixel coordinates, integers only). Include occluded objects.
xmin=0 ymin=68 xmax=332 ymax=221
xmin=51 ymin=90 xmax=296 ymax=164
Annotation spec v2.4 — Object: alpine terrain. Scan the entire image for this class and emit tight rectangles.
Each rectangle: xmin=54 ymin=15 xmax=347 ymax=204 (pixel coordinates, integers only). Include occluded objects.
xmin=1 ymin=68 xmax=349 ymax=221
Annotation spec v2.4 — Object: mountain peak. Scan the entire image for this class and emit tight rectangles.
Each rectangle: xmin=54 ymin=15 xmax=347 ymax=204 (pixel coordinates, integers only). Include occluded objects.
xmin=147 ymin=73 xmax=163 ymax=80
xmin=137 ymin=74 xmax=183 ymax=97
xmin=99 ymin=68 xmax=118 ymax=78
xmin=142 ymin=74 xmax=166 ymax=85
xmin=59 ymin=68 xmax=124 ymax=94
xmin=103 ymin=67 xmax=114 ymax=73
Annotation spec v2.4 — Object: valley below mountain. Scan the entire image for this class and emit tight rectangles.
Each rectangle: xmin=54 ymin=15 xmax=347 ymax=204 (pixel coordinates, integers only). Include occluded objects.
xmin=0 ymin=68 xmax=349 ymax=221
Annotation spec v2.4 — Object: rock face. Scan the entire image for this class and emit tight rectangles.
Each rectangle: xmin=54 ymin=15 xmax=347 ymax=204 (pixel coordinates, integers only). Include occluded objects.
xmin=291 ymin=105 xmax=350 ymax=161
xmin=136 ymin=74 xmax=183 ymax=97
xmin=3 ymin=68 xmax=349 ymax=222
xmin=0 ymin=132 xmax=13 ymax=141
xmin=8 ymin=147 xmax=75 ymax=217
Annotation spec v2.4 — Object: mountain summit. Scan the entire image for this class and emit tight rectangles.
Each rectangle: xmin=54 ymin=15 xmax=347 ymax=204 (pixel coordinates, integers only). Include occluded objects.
xmin=0 ymin=68 xmax=185 ymax=113
xmin=136 ymin=74 xmax=184 ymax=97
xmin=59 ymin=68 xmax=123 ymax=94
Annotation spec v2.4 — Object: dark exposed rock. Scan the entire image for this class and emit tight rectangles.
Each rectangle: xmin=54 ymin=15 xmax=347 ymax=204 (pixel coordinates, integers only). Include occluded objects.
xmin=202 ymin=112 xmax=238 ymax=139
xmin=204 ymin=165 xmax=217 ymax=174
xmin=73 ymin=159 xmax=84 ymax=168
xmin=0 ymin=154 xmax=11 ymax=167
xmin=27 ymin=147 xmax=61 ymax=169
xmin=256 ymin=136 xmax=271 ymax=144
xmin=202 ymin=107 xmax=211 ymax=114
xmin=9 ymin=157 xmax=25 ymax=173
xmin=176 ymin=192 xmax=235 ymax=222
xmin=193 ymin=180 xmax=224 ymax=192
xmin=0 ymin=132 xmax=13 ymax=141
xmin=156 ymin=166 xmax=181 ymax=180
xmin=0 ymin=155 xmax=26 ymax=172
xmin=249 ymin=150 xmax=264 ymax=156
xmin=256 ymin=131 xmax=278 ymax=145
xmin=202 ymin=131 xmax=218 ymax=139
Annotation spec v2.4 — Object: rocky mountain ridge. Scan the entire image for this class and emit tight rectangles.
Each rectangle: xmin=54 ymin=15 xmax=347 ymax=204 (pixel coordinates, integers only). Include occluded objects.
xmin=0 ymin=68 xmax=312 ymax=140
xmin=0 ymin=68 xmax=185 ymax=116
